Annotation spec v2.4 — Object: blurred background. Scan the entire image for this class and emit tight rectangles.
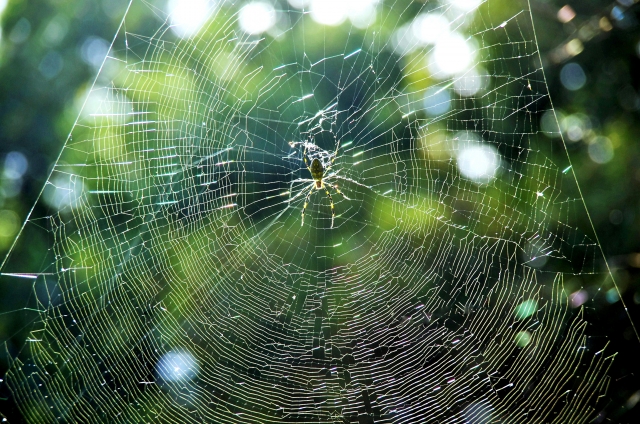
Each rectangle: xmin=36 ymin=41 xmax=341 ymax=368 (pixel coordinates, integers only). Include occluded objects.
xmin=0 ymin=0 xmax=639 ymax=421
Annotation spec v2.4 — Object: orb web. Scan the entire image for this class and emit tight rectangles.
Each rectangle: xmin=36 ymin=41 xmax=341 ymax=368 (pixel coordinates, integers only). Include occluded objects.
xmin=1 ymin=0 xmax=617 ymax=422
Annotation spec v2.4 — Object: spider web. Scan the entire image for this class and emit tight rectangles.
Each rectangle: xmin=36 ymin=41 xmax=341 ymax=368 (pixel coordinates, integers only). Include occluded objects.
xmin=0 ymin=0 xmax=622 ymax=422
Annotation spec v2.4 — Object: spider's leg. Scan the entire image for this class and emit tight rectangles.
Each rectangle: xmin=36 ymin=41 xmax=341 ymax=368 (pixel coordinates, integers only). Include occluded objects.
xmin=325 ymin=182 xmax=351 ymax=201
xmin=332 ymin=174 xmax=372 ymax=190
xmin=286 ymin=179 xmax=314 ymax=203
xmin=323 ymin=186 xmax=335 ymax=228
xmin=331 ymin=139 xmax=341 ymax=165
xmin=303 ymin=145 xmax=312 ymax=173
xmin=301 ymin=184 xmax=314 ymax=226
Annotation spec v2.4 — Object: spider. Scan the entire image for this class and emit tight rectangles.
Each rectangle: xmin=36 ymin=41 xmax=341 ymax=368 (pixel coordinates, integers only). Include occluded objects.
xmin=289 ymin=141 xmax=347 ymax=228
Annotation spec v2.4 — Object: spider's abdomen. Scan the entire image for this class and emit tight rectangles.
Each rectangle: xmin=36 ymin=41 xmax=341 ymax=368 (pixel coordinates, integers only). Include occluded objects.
xmin=310 ymin=158 xmax=324 ymax=186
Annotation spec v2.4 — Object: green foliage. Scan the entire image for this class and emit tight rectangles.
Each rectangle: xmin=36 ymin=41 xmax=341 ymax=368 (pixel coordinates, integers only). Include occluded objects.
xmin=0 ymin=0 xmax=639 ymax=421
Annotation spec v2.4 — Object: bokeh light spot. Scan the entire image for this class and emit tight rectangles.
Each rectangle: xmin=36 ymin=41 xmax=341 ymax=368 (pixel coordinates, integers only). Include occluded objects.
xmin=564 ymin=39 xmax=584 ymax=56
xmin=515 ymin=299 xmax=537 ymax=319
xmin=560 ymin=62 xmax=586 ymax=91
xmin=167 ymin=0 xmax=213 ymax=38
xmin=9 ymin=17 xmax=31 ymax=44
xmin=627 ymin=391 xmax=640 ymax=410
xmin=347 ymin=0 xmax=378 ymax=29
xmin=569 ymin=289 xmax=588 ymax=308
xmin=432 ymin=33 xmax=474 ymax=76
xmin=599 ymin=16 xmax=613 ymax=31
xmin=81 ymin=36 xmax=110 ymax=69
xmin=610 ymin=6 xmax=625 ymax=23
xmin=43 ymin=175 xmax=84 ymax=212
xmin=391 ymin=24 xmax=419 ymax=56
xmin=561 ymin=113 xmax=591 ymax=142
xmin=557 ymin=5 xmax=576 ymax=23
xmin=0 ymin=209 xmax=19 ymax=238
xmin=454 ymin=66 xmax=488 ymax=97
xmin=3 ymin=152 xmax=28 ymax=180
xmin=423 ymin=86 xmax=451 ymax=117
xmin=39 ymin=51 xmax=63 ymax=80
xmin=447 ymin=0 xmax=482 ymax=12
xmin=609 ymin=209 xmax=624 ymax=225
xmin=287 ymin=0 xmax=310 ymax=9
xmin=239 ymin=1 xmax=276 ymax=35
xmin=42 ymin=15 xmax=69 ymax=47
xmin=587 ymin=136 xmax=614 ymax=164
xmin=606 ymin=288 xmax=620 ymax=304
xmin=412 ymin=13 xmax=450 ymax=45
xmin=456 ymin=144 xmax=500 ymax=183
xmin=514 ymin=331 xmax=532 ymax=348
xmin=156 ymin=350 xmax=198 ymax=382
xmin=310 ymin=0 xmax=347 ymax=26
